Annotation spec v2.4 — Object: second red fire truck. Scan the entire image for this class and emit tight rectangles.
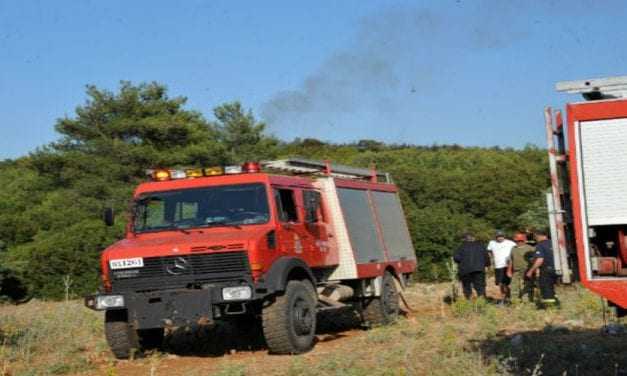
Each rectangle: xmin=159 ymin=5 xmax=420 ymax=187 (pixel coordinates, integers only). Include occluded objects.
xmin=85 ymin=158 xmax=416 ymax=358
xmin=547 ymin=75 xmax=627 ymax=314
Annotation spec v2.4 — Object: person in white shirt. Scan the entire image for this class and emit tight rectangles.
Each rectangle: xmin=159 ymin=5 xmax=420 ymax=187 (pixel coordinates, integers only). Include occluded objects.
xmin=487 ymin=230 xmax=516 ymax=303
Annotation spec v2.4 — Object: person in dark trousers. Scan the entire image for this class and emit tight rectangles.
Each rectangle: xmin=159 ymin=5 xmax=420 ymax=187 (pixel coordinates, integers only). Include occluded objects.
xmin=454 ymin=233 xmax=490 ymax=299
xmin=526 ymin=230 xmax=558 ymax=307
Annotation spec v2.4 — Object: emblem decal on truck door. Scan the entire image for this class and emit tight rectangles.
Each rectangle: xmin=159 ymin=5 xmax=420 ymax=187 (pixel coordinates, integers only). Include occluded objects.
xmin=294 ymin=234 xmax=303 ymax=254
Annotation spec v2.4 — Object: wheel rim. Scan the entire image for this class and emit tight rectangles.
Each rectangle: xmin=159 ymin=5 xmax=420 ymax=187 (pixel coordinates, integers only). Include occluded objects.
xmin=292 ymin=297 xmax=314 ymax=336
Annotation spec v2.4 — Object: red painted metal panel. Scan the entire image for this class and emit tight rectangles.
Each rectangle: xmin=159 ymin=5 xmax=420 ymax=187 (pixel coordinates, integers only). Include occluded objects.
xmin=356 ymin=260 xmax=417 ymax=278
xmin=135 ymin=173 xmax=272 ymax=196
xmin=567 ymin=98 xmax=627 ymax=308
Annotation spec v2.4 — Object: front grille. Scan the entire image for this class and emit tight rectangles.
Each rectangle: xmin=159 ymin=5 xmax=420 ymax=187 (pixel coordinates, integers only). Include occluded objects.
xmin=110 ymin=251 xmax=251 ymax=293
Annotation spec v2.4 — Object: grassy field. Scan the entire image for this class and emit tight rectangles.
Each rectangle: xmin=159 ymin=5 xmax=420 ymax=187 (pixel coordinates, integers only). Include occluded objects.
xmin=1 ymin=282 xmax=626 ymax=376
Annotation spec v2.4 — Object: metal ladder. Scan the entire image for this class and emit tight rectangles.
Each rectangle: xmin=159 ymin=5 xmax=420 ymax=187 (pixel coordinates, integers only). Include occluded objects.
xmin=262 ymin=158 xmax=391 ymax=183
xmin=545 ymin=107 xmax=575 ymax=283
xmin=556 ymin=75 xmax=627 ymax=100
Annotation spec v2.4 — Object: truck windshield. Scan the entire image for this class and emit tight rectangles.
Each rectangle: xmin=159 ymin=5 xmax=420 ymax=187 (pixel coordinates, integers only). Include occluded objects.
xmin=133 ymin=183 xmax=270 ymax=233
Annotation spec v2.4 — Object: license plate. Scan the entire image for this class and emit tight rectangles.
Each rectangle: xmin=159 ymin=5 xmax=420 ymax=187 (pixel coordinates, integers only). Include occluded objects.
xmin=109 ymin=257 xmax=144 ymax=270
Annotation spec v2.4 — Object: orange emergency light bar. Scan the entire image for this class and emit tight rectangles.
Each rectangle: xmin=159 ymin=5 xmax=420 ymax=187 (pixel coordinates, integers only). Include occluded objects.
xmin=147 ymin=162 xmax=261 ymax=181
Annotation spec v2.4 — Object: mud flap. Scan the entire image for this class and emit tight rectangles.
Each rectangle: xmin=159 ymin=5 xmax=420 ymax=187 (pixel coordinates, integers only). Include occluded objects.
xmin=393 ymin=276 xmax=416 ymax=313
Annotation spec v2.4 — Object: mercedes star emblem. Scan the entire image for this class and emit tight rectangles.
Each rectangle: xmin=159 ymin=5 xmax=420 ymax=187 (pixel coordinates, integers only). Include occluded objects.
xmin=166 ymin=256 xmax=189 ymax=275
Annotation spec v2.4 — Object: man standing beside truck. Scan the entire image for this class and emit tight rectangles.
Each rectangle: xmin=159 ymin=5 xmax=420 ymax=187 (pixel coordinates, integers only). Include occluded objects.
xmin=526 ymin=230 xmax=558 ymax=307
xmin=487 ymin=231 xmax=515 ymax=303
xmin=454 ymin=233 xmax=489 ymax=299
xmin=507 ymin=233 xmax=536 ymax=302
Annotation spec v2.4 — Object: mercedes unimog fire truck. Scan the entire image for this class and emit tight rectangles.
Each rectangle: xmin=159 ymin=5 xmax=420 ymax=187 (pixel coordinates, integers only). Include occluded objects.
xmin=85 ymin=159 xmax=416 ymax=358
xmin=546 ymin=75 xmax=627 ymax=314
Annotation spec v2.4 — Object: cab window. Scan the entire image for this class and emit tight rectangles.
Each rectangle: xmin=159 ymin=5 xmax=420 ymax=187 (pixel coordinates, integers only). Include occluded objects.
xmin=275 ymin=188 xmax=298 ymax=222
xmin=303 ymin=190 xmax=322 ymax=223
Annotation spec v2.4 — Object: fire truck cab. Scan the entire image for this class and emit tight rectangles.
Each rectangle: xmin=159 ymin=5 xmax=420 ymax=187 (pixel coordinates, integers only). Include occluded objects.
xmin=85 ymin=159 xmax=416 ymax=358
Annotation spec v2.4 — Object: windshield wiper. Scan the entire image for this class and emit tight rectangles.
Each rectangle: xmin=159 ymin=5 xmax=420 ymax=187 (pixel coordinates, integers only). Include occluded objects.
xmin=175 ymin=226 xmax=192 ymax=235
xmin=201 ymin=221 xmax=242 ymax=229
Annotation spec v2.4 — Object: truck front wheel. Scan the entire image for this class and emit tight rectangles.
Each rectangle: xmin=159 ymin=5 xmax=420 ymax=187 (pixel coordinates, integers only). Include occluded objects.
xmin=262 ymin=280 xmax=317 ymax=354
xmin=105 ymin=310 xmax=140 ymax=359
xmin=361 ymin=272 xmax=400 ymax=326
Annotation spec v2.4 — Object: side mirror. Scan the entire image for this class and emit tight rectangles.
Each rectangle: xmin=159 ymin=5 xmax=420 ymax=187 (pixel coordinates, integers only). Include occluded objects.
xmin=103 ymin=207 xmax=114 ymax=227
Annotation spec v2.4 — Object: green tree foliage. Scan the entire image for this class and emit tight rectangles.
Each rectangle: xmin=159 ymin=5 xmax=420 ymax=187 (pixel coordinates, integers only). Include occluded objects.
xmin=213 ymin=102 xmax=279 ymax=162
xmin=0 ymin=82 xmax=550 ymax=298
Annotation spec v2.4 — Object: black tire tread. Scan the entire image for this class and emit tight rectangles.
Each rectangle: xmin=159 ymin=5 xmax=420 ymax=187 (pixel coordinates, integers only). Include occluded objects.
xmin=105 ymin=320 xmax=139 ymax=359
xmin=262 ymin=280 xmax=316 ymax=354
xmin=361 ymin=272 xmax=399 ymax=327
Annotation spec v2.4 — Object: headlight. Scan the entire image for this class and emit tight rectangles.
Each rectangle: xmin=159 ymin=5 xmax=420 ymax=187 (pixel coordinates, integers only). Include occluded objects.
xmin=95 ymin=295 xmax=125 ymax=310
xmin=222 ymin=286 xmax=252 ymax=301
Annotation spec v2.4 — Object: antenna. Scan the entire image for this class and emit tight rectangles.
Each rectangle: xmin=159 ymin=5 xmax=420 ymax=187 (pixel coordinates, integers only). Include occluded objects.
xmin=556 ymin=75 xmax=627 ymax=100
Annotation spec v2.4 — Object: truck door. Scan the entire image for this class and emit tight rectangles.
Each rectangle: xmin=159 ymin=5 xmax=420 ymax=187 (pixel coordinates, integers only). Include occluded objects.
xmin=273 ymin=188 xmax=308 ymax=257
xmin=303 ymin=190 xmax=330 ymax=266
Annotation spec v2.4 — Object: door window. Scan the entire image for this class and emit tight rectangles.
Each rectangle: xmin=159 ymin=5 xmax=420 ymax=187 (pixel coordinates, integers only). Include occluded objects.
xmin=303 ymin=190 xmax=322 ymax=223
xmin=275 ymin=189 xmax=298 ymax=222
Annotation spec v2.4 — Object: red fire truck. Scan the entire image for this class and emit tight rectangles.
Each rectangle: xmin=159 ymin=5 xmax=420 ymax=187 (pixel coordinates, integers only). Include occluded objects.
xmin=547 ymin=76 xmax=627 ymax=314
xmin=85 ymin=159 xmax=416 ymax=358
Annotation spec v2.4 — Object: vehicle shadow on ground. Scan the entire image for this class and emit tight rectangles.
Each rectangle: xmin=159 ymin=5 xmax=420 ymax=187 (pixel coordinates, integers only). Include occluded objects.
xmin=163 ymin=307 xmax=363 ymax=357
xmin=473 ymin=326 xmax=627 ymax=376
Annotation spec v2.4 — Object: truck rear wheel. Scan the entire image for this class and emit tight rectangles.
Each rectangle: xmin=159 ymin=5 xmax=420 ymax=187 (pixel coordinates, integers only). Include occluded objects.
xmin=361 ymin=272 xmax=400 ymax=326
xmin=262 ymin=280 xmax=317 ymax=354
xmin=105 ymin=311 xmax=139 ymax=359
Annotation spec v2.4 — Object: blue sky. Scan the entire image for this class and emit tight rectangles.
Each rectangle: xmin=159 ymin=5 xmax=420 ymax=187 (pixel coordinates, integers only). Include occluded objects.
xmin=1 ymin=0 xmax=626 ymax=158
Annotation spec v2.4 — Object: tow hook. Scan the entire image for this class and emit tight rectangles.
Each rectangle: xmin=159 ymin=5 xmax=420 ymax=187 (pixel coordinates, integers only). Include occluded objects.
xmin=225 ymin=303 xmax=247 ymax=315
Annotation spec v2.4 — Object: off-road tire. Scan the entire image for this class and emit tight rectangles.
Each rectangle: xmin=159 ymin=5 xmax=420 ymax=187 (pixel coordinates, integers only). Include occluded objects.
xmin=262 ymin=280 xmax=317 ymax=354
xmin=138 ymin=328 xmax=164 ymax=350
xmin=361 ymin=272 xmax=400 ymax=327
xmin=105 ymin=311 xmax=140 ymax=359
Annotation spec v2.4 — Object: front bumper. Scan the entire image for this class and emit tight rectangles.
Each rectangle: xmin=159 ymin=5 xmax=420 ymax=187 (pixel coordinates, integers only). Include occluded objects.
xmin=85 ymin=285 xmax=255 ymax=329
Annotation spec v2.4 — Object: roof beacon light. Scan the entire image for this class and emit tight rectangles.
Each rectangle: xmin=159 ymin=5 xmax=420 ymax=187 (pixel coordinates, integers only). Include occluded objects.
xmin=242 ymin=161 xmax=261 ymax=173
xmin=170 ymin=170 xmax=186 ymax=179
xmin=203 ymin=166 xmax=224 ymax=176
xmin=152 ymin=169 xmax=171 ymax=181
xmin=185 ymin=168 xmax=203 ymax=178
xmin=224 ymin=165 xmax=243 ymax=174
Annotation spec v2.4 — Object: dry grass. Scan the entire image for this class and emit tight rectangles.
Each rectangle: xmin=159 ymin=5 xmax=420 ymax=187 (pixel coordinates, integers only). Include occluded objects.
xmin=0 ymin=282 xmax=624 ymax=375
xmin=0 ymin=300 xmax=106 ymax=375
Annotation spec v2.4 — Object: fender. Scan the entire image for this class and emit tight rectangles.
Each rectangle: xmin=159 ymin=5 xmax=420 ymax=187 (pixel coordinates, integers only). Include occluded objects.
xmin=261 ymin=256 xmax=316 ymax=293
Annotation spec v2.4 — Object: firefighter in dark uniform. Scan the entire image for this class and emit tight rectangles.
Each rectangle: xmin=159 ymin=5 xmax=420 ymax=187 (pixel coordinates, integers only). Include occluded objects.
xmin=453 ymin=233 xmax=490 ymax=299
xmin=526 ymin=230 xmax=558 ymax=307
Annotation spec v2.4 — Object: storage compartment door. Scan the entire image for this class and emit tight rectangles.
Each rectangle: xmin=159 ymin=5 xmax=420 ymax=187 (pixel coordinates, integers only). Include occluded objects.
xmin=337 ymin=188 xmax=385 ymax=264
xmin=580 ymin=118 xmax=627 ymax=226
xmin=371 ymin=191 xmax=416 ymax=261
